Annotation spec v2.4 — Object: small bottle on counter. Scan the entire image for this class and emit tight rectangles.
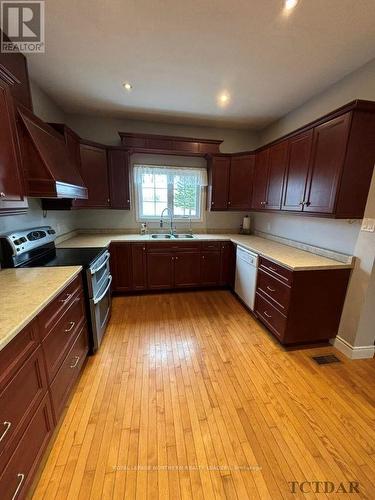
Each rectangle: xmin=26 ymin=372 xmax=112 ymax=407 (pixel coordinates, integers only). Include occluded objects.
xmin=140 ymin=222 xmax=148 ymax=235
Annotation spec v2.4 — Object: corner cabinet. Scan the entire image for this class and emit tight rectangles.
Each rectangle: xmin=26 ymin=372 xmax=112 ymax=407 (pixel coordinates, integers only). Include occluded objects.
xmin=0 ymin=79 xmax=28 ymax=215
xmin=253 ymin=101 xmax=375 ymax=219
xmin=108 ymin=149 xmax=131 ymax=209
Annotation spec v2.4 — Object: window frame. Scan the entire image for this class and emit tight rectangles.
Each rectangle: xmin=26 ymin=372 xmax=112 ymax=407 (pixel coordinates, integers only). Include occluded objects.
xmin=134 ymin=165 xmax=205 ymax=222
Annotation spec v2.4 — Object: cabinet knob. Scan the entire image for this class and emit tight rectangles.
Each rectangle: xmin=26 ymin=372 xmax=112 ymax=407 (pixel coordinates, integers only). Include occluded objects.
xmin=0 ymin=192 xmax=5 ymax=198
xmin=228 ymin=201 xmax=231 ymax=205
xmin=211 ymin=201 xmax=214 ymax=205
xmin=175 ymin=256 xmax=178 ymax=260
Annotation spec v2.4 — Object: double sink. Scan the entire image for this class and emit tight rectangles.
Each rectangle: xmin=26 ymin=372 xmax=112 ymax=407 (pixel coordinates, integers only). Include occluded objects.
xmin=151 ymin=233 xmax=194 ymax=239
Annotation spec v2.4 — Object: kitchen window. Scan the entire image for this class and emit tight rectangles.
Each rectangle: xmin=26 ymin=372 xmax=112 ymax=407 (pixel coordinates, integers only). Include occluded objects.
xmin=134 ymin=165 xmax=207 ymax=220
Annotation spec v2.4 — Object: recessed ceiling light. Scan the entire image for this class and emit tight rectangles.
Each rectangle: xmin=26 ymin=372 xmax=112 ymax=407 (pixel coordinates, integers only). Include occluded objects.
xmin=284 ymin=0 xmax=299 ymax=10
xmin=218 ymin=92 xmax=230 ymax=107
xmin=123 ymin=82 xmax=132 ymax=91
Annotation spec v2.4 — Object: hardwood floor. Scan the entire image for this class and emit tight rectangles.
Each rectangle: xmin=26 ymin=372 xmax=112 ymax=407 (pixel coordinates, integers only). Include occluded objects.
xmin=32 ymin=290 xmax=375 ymax=499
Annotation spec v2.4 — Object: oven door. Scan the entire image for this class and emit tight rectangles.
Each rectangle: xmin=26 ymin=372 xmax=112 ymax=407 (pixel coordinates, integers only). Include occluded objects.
xmin=89 ymin=274 xmax=112 ymax=351
xmin=88 ymin=251 xmax=110 ymax=298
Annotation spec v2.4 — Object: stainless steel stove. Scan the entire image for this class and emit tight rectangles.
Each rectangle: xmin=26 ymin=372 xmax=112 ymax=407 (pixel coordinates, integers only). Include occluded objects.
xmin=0 ymin=226 xmax=112 ymax=352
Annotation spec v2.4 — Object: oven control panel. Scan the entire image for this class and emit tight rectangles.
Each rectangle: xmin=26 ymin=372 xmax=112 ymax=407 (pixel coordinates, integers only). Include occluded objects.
xmin=0 ymin=226 xmax=56 ymax=256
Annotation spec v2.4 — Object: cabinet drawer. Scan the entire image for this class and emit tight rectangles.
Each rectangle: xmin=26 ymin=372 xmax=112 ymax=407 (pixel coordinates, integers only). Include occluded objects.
xmin=259 ymin=257 xmax=293 ymax=285
xmin=147 ymin=242 xmax=175 ymax=253
xmin=255 ymin=293 xmax=287 ymax=340
xmin=201 ymin=241 xmax=221 ymax=251
xmin=0 ymin=394 xmax=54 ymax=500
xmin=173 ymin=242 xmax=201 ymax=252
xmin=256 ymin=269 xmax=291 ymax=313
xmin=50 ymin=325 xmax=88 ymax=422
xmin=42 ymin=292 xmax=86 ymax=382
xmin=0 ymin=346 xmax=47 ymax=473
xmin=0 ymin=321 xmax=39 ymax=391
xmin=38 ymin=274 xmax=83 ymax=340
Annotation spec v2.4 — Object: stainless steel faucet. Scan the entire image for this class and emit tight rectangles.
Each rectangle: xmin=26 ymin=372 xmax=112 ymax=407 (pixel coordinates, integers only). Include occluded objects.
xmin=160 ymin=207 xmax=174 ymax=235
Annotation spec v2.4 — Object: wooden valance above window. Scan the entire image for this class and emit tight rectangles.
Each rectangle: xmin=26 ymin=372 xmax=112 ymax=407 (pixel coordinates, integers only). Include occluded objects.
xmin=118 ymin=132 xmax=222 ymax=156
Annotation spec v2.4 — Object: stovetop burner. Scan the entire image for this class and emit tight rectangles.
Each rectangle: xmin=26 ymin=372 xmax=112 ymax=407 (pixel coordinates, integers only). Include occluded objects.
xmin=21 ymin=246 xmax=107 ymax=269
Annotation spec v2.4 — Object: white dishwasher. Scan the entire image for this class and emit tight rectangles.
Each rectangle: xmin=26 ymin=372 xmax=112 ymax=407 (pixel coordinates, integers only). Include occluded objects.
xmin=234 ymin=246 xmax=259 ymax=310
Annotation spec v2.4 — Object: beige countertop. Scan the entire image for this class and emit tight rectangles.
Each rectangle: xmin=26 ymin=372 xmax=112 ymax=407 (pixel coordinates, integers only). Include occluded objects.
xmin=0 ymin=266 xmax=82 ymax=352
xmin=58 ymin=233 xmax=354 ymax=271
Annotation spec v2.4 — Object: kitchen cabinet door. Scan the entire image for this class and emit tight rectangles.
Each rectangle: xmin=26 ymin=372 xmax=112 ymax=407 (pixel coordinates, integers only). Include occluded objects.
xmin=251 ymin=149 xmax=269 ymax=210
xmin=201 ymin=252 xmax=221 ymax=286
xmin=281 ymin=131 xmax=313 ymax=211
xmin=228 ymin=155 xmax=254 ymax=210
xmin=304 ymin=113 xmax=351 ymax=214
xmin=220 ymin=242 xmax=235 ymax=287
xmin=0 ymin=79 xmax=28 ymax=215
xmin=266 ymin=142 xmax=288 ymax=210
xmin=75 ymin=144 xmax=109 ymax=208
xmin=131 ymin=243 xmax=147 ymax=290
xmin=208 ymin=156 xmax=230 ymax=210
xmin=147 ymin=253 xmax=174 ymax=289
xmin=108 ymin=149 xmax=130 ymax=209
xmin=110 ymin=243 xmax=132 ymax=292
xmin=174 ymin=252 xmax=201 ymax=288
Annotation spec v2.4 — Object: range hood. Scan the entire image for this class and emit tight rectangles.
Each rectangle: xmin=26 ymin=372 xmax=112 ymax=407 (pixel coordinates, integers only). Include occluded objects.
xmin=17 ymin=106 xmax=88 ymax=199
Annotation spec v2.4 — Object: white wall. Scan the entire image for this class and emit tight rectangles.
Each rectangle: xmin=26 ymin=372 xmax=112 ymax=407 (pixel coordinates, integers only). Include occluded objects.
xmin=257 ymin=58 xmax=375 ymax=352
xmin=253 ymin=58 xmax=375 ymax=256
xmin=0 ymin=82 xmax=79 ymax=237
xmin=65 ymin=114 xmax=258 ymax=153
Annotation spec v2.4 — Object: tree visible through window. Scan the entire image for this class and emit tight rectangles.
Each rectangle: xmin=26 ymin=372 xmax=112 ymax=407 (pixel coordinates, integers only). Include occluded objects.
xmin=134 ymin=165 xmax=207 ymax=219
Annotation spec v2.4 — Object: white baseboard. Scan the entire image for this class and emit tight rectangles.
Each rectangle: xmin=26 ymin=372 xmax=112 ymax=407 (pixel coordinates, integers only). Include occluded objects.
xmin=331 ymin=336 xmax=375 ymax=360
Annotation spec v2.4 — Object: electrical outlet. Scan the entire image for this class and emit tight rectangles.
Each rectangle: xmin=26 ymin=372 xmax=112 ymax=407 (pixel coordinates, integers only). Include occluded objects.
xmin=361 ymin=218 xmax=375 ymax=232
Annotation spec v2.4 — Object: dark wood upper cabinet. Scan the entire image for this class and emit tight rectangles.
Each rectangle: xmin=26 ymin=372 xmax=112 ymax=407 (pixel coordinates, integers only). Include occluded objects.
xmin=208 ymin=156 xmax=230 ymax=210
xmin=228 ymin=155 xmax=255 ymax=210
xmin=251 ymin=149 xmax=270 ymax=210
xmin=108 ymin=149 xmax=130 ymax=210
xmin=0 ymin=31 xmax=33 ymax=110
xmin=281 ymin=131 xmax=313 ymax=211
xmin=304 ymin=114 xmax=351 ymax=214
xmin=0 ymin=80 xmax=28 ymax=215
xmin=266 ymin=142 xmax=288 ymax=210
xmin=74 ymin=143 xmax=109 ymax=208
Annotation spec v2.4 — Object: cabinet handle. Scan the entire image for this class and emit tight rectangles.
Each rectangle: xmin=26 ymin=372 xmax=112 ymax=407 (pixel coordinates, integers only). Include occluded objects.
xmin=70 ymin=356 xmax=80 ymax=369
xmin=211 ymin=201 xmax=214 ymax=205
xmin=268 ymin=266 xmax=277 ymax=272
xmin=60 ymin=293 xmax=72 ymax=304
xmin=64 ymin=321 xmax=75 ymax=333
xmin=266 ymin=286 xmax=276 ymax=292
xmin=202 ymin=255 xmax=205 ymax=259
xmin=143 ymin=247 xmax=146 ymax=251
xmin=0 ymin=421 xmax=11 ymax=442
xmin=0 ymin=192 xmax=5 ymax=198
xmin=228 ymin=201 xmax=231 ymax=205
xmin=175 ymin=256 xmax=178 ymax=260
xmin=264 ymin=311 xmax=272 ymax=319
xmin=11 ymin=473 xmax=25 ymax=500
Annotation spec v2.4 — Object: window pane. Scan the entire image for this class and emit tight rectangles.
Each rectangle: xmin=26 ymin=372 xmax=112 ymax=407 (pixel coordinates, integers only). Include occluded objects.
xmin=155 ymin=188 xmax=168 ymax=203
xmin=155 ymin=174 xmax=167 ymax=188
xmin=142 ymin=174 xmax=154 ymax=187
xmin=142 ymin=202 xmax=156 ymax=216
xmin=173 ymin=175 xmax=198 ymax=216
xmin=156 ymin=202 xmax=167 ymax=215
xmin=142 ymin=187 xmax=154 ymax=202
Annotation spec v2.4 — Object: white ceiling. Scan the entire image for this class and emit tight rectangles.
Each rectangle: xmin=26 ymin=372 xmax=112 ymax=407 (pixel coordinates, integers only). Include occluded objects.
xmin=28 ymin=0 xmax=375 ymax=129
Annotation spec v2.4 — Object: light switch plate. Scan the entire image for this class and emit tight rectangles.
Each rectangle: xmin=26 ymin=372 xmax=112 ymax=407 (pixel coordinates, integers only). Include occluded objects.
xmin=361 ymin=218 xmax=375 ymax=232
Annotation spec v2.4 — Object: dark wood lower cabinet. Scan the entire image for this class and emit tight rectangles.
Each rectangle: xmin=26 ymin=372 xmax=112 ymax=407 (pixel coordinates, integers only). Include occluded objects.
xmin=147 ymin=253 xmax=174 ymax=289
xmin=255 ymin=257 xmax=351 ymax=345
xmin=174 ymin=252 xmax=201 ymax=288
xmin=0 ymin=275 xmax=88 ymax=499
xmin=0 ymin=395 xmax=54 ymax=500
xmin=110 ymin=241 xmax=235 ymax=292
xmin=200 ymin=251 xmax=221 ymax=286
